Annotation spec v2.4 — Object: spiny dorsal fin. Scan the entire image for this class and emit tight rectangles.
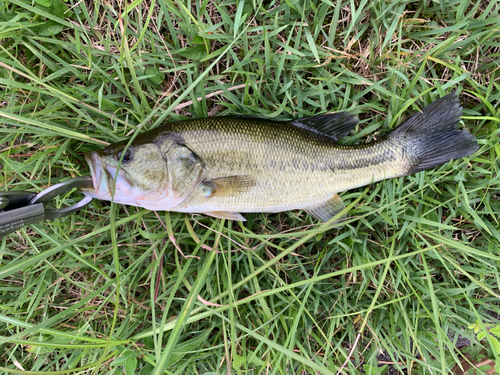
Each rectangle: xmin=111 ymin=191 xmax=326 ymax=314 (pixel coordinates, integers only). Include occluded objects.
xmin=205 ymin=211 xmax=246 ymax=221
xmin=290 ymin=112 xmax=359 ymax=141
xmin=201 ymin=175 xmax=256 ymax=198
xmin=305 ymin=193 xmax=347 ymax=224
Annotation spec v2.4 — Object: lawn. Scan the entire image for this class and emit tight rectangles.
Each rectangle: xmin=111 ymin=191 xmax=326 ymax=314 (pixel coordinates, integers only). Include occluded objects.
xmin=0 ymin=0 xmax=499 ymax=373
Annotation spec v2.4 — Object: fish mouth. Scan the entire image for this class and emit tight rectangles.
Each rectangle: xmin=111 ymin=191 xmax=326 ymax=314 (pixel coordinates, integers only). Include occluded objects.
xmin=81 ymin=151 xmax=134 ymax=202
xmin=103 ymin=164 xmax=133 ymax=193
xmin=80 ymin=151 xmax=110 ymax=199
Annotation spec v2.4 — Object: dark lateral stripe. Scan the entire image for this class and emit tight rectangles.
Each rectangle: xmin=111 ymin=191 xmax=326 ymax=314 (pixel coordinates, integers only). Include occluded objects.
xmin=330 ymin=142 xmax=397 ymax=172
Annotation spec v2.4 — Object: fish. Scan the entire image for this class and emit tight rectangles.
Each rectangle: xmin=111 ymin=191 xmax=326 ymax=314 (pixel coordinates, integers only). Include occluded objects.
xmin=81 ymin=92 xmax=478 ymax=223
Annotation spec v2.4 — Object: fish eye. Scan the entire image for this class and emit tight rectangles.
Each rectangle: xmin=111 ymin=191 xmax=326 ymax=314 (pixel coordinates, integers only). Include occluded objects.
xmin=115 ymin=148 xmax=132 ymax=163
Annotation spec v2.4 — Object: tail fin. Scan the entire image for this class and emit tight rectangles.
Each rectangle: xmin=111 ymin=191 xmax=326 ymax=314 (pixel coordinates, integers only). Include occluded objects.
xmin=390 ymin=92 xmax=478 ymax=175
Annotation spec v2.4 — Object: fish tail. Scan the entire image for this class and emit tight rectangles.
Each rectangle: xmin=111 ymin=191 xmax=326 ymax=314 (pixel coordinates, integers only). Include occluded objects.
xmin=390 ymin=92 xmax=478 ymax=175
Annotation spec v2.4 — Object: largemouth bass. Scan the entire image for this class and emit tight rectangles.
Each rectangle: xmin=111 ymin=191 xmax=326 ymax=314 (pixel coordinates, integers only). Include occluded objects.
xmin=82 ymin=93 xmax=477 ymax=222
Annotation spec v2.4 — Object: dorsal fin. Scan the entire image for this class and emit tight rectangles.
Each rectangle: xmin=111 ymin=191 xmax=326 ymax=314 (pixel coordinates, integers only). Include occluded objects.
xmin=290 ymin=112 xmax=359 ymax=141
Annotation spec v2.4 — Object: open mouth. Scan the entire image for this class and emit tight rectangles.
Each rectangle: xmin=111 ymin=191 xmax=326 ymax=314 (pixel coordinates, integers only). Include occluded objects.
xmin=80 ymin=151 xmax=108 ymax=198
xmin=81 ymin=151 xmax=134 ymax=202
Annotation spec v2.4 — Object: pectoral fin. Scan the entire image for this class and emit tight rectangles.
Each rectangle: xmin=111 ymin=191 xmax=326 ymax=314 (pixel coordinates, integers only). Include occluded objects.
xmin=205 ymin=211 xmax=246 ymax=221
xmin=305 ymin=194 xmax=347 ymax=224
xmin=201 ymin=175 xmax=256 ymax=198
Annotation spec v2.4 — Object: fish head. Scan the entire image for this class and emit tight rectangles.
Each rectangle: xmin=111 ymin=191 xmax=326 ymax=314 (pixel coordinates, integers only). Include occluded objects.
xmin=82 ymin=137 xmax=205 ymax=210
xmin=82 ymin=140 xmax=173 ymax=209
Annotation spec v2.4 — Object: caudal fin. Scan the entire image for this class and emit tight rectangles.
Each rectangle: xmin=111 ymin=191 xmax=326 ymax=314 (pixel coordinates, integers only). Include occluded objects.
xmin=391 ymin=92 xmax=478 ymax=175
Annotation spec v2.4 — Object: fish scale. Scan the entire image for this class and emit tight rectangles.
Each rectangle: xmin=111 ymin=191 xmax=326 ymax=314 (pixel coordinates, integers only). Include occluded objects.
xmin=168 ymin=119 xmax=400 ymax=214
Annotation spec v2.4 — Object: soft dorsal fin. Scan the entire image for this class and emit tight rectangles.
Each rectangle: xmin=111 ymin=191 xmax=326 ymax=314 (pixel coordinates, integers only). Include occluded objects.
xmin=201 ymin=175 xmax=256 ymax=198
xmin=305 ymin=193 xmax=347 ymax=225
xmin=290 ymin=112 xmax=359 ymax=141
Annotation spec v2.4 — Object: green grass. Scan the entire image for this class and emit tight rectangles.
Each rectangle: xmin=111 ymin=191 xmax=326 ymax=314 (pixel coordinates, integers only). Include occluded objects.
xmin=0 ymin=0 xmax=499 ymax=373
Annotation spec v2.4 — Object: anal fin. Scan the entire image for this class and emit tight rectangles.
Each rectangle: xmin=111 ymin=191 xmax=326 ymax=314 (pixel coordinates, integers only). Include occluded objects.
xmin=305 ymin=194 xmax=347 ymax=224
xmin=205 ymin=211 xmax=246 ymax=221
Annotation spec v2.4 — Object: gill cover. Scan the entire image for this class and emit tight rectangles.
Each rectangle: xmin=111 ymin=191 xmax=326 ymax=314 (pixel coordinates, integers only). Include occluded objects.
xmin=160 ymin=139 xmax=206 ymax=205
